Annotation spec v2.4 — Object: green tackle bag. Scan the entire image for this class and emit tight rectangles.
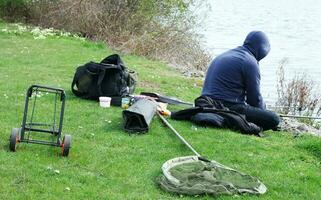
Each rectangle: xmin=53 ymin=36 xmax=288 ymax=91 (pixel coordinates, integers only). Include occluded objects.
xmin=122 ymin=99 xmax=157 ymax=133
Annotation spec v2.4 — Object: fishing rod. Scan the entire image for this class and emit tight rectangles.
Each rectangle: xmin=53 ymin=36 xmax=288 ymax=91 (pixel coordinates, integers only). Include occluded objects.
xmin=267 ymin=105 xmax=297 ymax=109
xmin=267 ymin=105 xmax=307 ymax=112
xmin=266 ymin=105 xmax=321 ymax=119
xmin=278 ymin=114 xmax=321 ymax=120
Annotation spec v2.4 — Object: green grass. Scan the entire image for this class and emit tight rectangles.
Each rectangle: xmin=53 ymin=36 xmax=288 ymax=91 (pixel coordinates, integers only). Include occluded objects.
xmin=0 ymin=22 xmax=320 ymax=200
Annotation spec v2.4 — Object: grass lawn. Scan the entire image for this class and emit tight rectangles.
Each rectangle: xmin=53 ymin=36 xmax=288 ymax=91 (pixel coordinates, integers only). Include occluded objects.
xmin=0 ymin=22 xmax=320 ymax=200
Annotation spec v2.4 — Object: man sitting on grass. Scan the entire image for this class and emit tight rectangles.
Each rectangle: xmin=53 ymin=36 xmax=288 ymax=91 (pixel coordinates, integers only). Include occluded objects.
xmin=197 ymin=31 xmax=279 ymax=131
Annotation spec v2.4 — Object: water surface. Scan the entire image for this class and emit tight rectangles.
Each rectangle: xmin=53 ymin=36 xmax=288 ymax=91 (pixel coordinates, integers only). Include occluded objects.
xmin=200 ymin=0 xmax=321 ymax=104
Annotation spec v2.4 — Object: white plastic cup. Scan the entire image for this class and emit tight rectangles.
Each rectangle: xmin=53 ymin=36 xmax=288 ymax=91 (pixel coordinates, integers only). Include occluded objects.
xmin=99 ymin=96 xmax=111 ymax=108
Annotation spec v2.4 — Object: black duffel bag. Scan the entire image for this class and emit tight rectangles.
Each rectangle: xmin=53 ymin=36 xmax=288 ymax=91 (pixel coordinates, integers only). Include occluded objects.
xmin=71 ymin=54 xmax=136 ymax=100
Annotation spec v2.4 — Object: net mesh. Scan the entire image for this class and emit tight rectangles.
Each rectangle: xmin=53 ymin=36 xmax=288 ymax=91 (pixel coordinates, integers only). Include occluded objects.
xmin=157 ymin=156 xmax=267 ymax=196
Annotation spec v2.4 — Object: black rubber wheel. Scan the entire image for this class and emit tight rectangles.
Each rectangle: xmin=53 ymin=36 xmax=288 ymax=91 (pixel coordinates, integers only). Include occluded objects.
xmin=61 ymin=134 xmax=71 ymax=157
xmin=9 ymin=128 xmax=20 ymax=152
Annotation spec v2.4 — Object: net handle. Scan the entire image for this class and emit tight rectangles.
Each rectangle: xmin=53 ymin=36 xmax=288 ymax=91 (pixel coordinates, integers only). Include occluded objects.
xmin=158 ymin=112 xmax=201 ymax=157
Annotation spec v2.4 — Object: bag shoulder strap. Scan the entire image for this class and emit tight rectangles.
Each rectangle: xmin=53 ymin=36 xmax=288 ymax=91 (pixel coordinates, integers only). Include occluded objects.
xmin=99 ymin=63 xmax=122 ymax=70
xmin=71 ymin=62 xmax=108 ymax=98
xmin=71 ymin=65 xmax=87 ymax=97
xmin=100 ymin=54 xmax=126 ymax=70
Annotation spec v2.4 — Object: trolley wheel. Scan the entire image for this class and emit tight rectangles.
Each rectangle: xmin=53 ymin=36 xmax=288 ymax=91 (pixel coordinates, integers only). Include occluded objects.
xmin=61 ymin=134 xmax=71 ymax=157
xmin=9 ymin=128 xmax=20 ymax=152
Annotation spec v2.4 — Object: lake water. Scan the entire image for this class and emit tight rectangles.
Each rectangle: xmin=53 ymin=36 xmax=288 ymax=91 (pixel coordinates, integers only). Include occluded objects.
xmin=199 ymin=0 xmax=321 ymax=105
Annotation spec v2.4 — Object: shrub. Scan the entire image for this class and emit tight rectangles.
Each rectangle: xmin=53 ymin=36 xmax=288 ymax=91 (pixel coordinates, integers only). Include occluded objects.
xmin=0 ymin=0 xmax=28 ymax=21
xmin=276 ymin=58 xmax=321 ymax=118
xmin=1 ymin=0 xmax=210 ymax=73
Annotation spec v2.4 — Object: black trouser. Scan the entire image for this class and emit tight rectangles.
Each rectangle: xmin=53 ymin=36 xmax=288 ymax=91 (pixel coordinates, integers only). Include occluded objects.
xmin=222 ymin=102 xmax=280 ymax=131
xmin=195 ymin=96 xmax=280 ymax=131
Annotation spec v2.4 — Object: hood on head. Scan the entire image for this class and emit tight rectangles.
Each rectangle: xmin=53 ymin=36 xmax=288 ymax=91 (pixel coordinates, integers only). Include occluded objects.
xmin=243 ymin=31 xmax=270 ymax=61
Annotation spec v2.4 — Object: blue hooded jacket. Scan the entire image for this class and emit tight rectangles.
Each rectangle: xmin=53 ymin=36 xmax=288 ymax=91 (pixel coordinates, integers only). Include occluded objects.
xmin=201 ymin=31 xmax=270 ymax=109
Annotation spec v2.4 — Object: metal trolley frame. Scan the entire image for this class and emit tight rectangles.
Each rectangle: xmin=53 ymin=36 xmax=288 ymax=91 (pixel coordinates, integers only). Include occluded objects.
xmin=9 ymin=85 xmax=71 ymax=156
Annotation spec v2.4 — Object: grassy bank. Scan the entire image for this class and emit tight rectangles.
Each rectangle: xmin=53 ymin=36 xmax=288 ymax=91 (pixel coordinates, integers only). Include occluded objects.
xmin=0 ymin=22 xmax=320 ymax=200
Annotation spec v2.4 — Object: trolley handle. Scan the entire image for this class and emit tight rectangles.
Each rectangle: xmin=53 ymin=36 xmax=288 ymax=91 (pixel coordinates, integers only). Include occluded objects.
xmin=27 ymin=85 xmax=66 ymax=101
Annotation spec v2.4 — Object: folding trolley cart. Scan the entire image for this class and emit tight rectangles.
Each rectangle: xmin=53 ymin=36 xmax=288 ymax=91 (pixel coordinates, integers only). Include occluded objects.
xmin=9 ymin=85 xmax=71 ymax=157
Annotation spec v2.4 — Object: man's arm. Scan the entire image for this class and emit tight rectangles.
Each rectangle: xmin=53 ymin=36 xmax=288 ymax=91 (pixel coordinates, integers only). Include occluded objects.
xmin=243 ymin=60 xmax=266 ymax=109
